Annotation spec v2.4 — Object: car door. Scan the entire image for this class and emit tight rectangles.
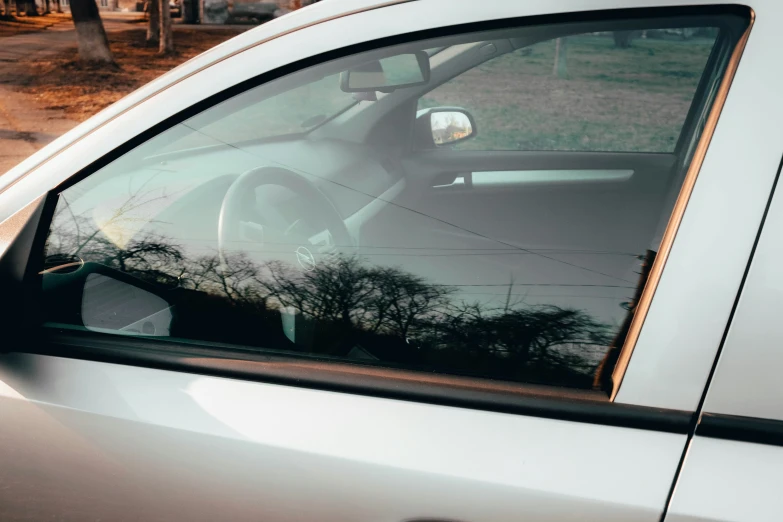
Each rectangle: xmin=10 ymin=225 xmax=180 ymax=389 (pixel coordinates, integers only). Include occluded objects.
xmin=663 ymin=120 xmax=783 ymax=521
xmin=0 ymin=1 xmax=776 ymax=521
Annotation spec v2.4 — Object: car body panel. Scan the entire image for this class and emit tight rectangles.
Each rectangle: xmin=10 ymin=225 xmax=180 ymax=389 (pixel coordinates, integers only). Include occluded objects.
xmin=699 ymin=164 xmax=783 ymax=421
xmin=664 ymin=437 xmax=783 ymax=522
xmin=662 ymin=69 xmax=783 ymax=522
xmin=0 ymin=352 xmax=685 ymax=521
xmin=614 ymin=0 xmax=783 ymax=411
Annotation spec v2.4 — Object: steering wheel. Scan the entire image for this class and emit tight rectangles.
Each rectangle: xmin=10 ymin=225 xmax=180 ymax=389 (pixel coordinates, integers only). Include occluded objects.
xmin=218 ymin=166 xmax=353 ymax=270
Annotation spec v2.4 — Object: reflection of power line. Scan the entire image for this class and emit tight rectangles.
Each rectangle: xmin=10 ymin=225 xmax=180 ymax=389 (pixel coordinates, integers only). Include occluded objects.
xmin=174 ymin=126 xmax=635 ymax=284
xmin=459 ymin=292 xmax=627 ymax=299
xmin=302 ymin=188 xmax=634 ymax=283
xmin=363 ymin=249 xmax=637 ymax=256
xmin=183 ymin=248 xmax=640 ymax=258
xmin=351 ymin=252 xmax=633 ymax=258
xmin=434 ymin=283 xmax=634 ymax=288
xmin=170 ymin=237 xmax=641 ymax=256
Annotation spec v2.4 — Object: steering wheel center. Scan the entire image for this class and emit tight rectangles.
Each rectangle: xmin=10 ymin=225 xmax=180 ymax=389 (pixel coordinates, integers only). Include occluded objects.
xmin=218 ymin=166 xmax=353 ymax=270
xmin=295 ymin=245 xmax=317 ymax=271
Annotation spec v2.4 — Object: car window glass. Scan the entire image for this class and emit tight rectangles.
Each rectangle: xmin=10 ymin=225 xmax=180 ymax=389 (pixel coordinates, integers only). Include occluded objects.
xmin=41 ymin=13 xmax=746 ymax=392
xmin=419 ymin=29 xmax=719 ymax=152
xmin=170 ymin=73 xmax=357 ymax=152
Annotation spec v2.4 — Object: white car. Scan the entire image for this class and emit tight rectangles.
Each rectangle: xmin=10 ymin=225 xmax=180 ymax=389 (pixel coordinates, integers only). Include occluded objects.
xmin=0 ymin=1 xmax=781 ymax=521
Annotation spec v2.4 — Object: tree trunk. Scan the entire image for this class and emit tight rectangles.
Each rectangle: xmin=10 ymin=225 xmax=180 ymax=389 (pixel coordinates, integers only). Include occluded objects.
xmin=158 ymin=0 xmax=173 ymax=54
xmin=146 ymin=0 xmax=159 ymax=45
xmin=553 ymin=37 xmax=568 ymax=78
xmin=69 ymin=0 xmax=115 ymax=64
xmin=613 ymin=31 xmax=634 ymax=49
xmin=25 ymin=0 xmax=38 ymax=16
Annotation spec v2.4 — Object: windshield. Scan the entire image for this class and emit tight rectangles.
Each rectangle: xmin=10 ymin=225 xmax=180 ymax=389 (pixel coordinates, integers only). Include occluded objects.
xmin=188 ymin=72 xmax=357 ymax=146
xmin=159 ymin=45 xmax=446 ymax=154
xmin=167 ymin=46 xmax=446 ymax=153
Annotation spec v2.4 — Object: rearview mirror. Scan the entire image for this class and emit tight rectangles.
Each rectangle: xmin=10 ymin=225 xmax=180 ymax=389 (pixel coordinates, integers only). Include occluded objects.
xmin=416 ymin=107 xmax=477 ymax=146
xmin=340 ymin=51 xmax=430 ymax=93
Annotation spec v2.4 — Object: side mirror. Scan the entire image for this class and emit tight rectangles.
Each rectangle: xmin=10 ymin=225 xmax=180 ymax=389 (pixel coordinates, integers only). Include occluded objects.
xmin=340 ymin=51 xmax=430 ymax=93
xmin=416 ymin=107 xmax=477 ymax=147
xmin=41 ymin=261 xmax=174 ymax=337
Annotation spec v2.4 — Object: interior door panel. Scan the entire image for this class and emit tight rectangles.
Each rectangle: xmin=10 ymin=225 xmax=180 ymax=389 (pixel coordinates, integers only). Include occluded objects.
xmin=400 ymin=151 xmax=676 ymax=254
xmin=362 ymin=151 xmax=677 ymax=334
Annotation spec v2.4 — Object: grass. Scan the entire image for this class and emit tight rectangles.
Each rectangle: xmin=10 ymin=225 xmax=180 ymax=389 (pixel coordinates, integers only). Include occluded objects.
xmin=419 ymin=33 xmax=716 ymax=153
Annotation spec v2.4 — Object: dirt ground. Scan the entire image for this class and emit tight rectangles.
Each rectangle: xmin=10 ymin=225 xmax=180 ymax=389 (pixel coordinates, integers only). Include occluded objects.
xmin=0 ymin=19 xmax=248 ymax=173
xmin=3 ymin=26 xmax=249 ymax=121
xmin=0 ymin=13 xmax=72 ymax=38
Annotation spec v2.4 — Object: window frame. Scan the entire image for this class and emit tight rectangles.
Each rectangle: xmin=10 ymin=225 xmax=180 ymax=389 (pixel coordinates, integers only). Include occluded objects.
xmin=8 ymin=4 xmax=753 ymax=431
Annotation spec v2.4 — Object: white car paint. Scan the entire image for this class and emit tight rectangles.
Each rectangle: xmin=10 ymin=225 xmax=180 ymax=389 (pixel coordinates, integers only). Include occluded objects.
xmin=663 ymin=105 xmax=783 ymax=522
xmin=665 ymin=437 xmax=783 ymax=522
xmin=614 ymin=0 xmax=783 ymax=411
xmin=0 ymin=352 xmax=684 ymax=521
xmin=699 ymin=161 xmax=783 ymax=421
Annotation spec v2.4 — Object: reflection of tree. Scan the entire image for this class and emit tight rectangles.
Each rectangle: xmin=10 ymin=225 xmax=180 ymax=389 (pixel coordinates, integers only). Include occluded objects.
xmin=45 ymin=200 xmax=618 ymax=389
xmin=432 ymin=113 xmax=470 ymax=145
xmin=49 ymin=201 xmax=184 ymax=286
xmin=440 ymin=303 xmax=610 ymax=363
xmin=374 ymin=266 xmax=453 ymax=339
xmin=261 ymin=257 xmax=379 ymax=331
xmin=613 ymin=30 xmax=638 ymax=48
xmin=592 ymin=249 xmax=656 ymax=392
xmin=258 ymin=257 xmax=453 ymax=339
xmin=102 ymin=236 xmax=184 ymax=286
xmin=189 ymin=252 xmax=263 ymax=306
xmin=429 ymin=302 xmax=610 ymax=385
